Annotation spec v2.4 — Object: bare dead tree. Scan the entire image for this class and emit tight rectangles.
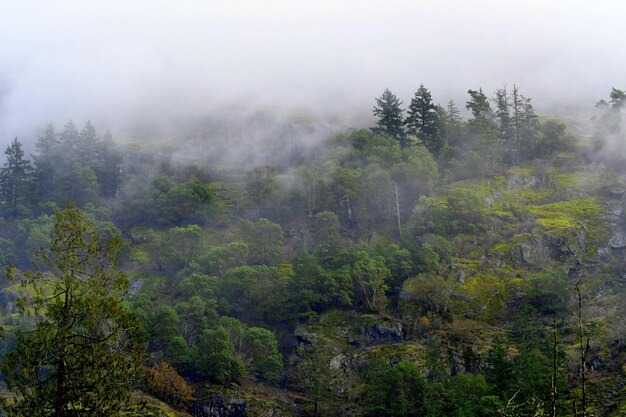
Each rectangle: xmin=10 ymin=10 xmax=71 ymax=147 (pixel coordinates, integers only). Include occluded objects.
xmin=575 ymin=281 xmax=590 ymax=417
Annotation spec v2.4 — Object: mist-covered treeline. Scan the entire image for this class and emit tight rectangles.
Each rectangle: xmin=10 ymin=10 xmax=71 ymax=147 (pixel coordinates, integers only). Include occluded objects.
xmin=1 ymin=85 xmax=626 ymax=417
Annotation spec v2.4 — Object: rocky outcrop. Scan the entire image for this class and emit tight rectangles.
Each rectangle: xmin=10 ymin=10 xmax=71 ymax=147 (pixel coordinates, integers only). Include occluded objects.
xmin=294 ymin=327 xmax=318 ymax=348
xmin=348 ymin=323 xmax=404 ymax=346
xmin=192 ymin=395 xmax=247 ymax=417
xmin=506 ymin=174 xmax=538 ymax=190
xmin=191 ymin=394 xmax=292 ymax=417
xmin=513 ymin=236 xmax=550 ymax=266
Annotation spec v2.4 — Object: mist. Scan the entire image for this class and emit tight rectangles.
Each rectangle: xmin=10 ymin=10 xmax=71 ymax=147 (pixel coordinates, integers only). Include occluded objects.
xmin=1 ymin=0 xmax=625 ymax=147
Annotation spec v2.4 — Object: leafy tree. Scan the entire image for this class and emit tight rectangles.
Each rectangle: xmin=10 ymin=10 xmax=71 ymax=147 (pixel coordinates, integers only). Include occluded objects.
xmin=196 ymin=242 xmax=249 ymax=276
xmin=400 ymin=273 xmax=451 ymax=330
xmin=350 ymin=250 xmax=391 ymax=312
xmin=372 ymin=89 xmax=406 ymax=146
xmin=366 ymin=360 xmax=426 ymax=417
xmin=1 ymin=204 xmax=142 ymax=417
xmin=446 ymin=187 xmax=487 ymax=234
xmin=406 ymin=84 xmax=441 ymax=154
xmin=0 ymin=138 xmax=36 ymax=219
xmin=150 ymin=176 xmax=214 ymax=226
xmin=239 ymin=218 xmax=284 ymax=265
xmin=176 ymin=295 xmax=210 ymax=346
xmin=242 ymin=327 xmax=283 ymax=383
xmin=245 ymin=165 xmax=279 ymax=219
xmin=195 ymin=326 xmax=245 ymax=383
xmin=312 ymin=211 xmax=341 ymax=250
xmin=150 ymin=305 xmax=181 ymax=349
xmin=391 ymin=146 xmax=439 ymax=219
xmin=330 ymin=166 xmax=362 ymax=224
xmin=533 ymin=119 xmax=573 ymax=159
xmin=287 ymin=252 xmax=353 ymax=318
xmin=219 ymin=265 xmax=285 ymax=322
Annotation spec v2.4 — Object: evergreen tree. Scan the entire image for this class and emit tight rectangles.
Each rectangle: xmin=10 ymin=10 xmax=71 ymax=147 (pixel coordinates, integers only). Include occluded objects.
xmin=0 ymin=138 xmax=35 ymax=219
xmin=33 ymin=124 xmax=60 ymax=201
xmin=493 ymin=86 xmax=512 ymax=154
xmin=78 ymin=120 xmax=99 ymax=164
xmin=511 ymin=85 xmax=539 ymax=161
xmin=466 ymin=88 xmax=498 ymax=176
xmin=446 ymin=100 xmax=461 ymax=125
xmin=94 ymin=131 xmax=123 ymax=198
xmin=59 ymin=120 xmax=79 ymax=156
xmin=609 ymin=87 xmax=625 ymax=109
xmin=1 ymin=205 xmax=142 ymax=417
xmin=440 ymin=100 xmax=463 ymax=148
xmin=372 ymin=89 xmax=406 ymax=146
xmin=405 ymin=84 xmax=441 ymax=154
xmin=466 ymin=88 xmax=492 ymax=126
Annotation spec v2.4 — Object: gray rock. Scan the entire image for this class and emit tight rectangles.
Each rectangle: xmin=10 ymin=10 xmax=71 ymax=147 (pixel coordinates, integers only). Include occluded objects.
xmin=506 ymin=175 xmax=537 ymax=190
xmin=294 ymin=326 xmax=317 ymax=346
xmin=350 ymin=323 xmax=404 ymax=346
xmin=193 ymin=394 xmax=247 ymax=417
xmin=609 ymin=232 xmax=626 ymax=250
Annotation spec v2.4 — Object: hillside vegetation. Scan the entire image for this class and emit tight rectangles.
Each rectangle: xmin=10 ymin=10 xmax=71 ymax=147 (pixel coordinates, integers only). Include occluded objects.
xmin=1 ymin=86 xmax=625 ymax=417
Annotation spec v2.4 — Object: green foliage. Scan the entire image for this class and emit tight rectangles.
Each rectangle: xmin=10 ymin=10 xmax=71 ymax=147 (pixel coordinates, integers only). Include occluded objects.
xmin=400 ymin=274 xmax=451 ymax=321
xmin=313 ymin=211 xmax=341 ymax=250
xmin=406 ymin=84 xmax=442 ymax=154
xmin=149 ymin=176 xmax=214 ymax=226
xmin=412 ymin=244 xmax=440 ymax=273
xmin=410 ymin=188 xmax=486 ymax=237
xmin=349 ymin=250 xmax=391 ymax=312
xmin=219 ymin=265 xmax=285 ymax=321
xmin=242 ymin=327 xmax=283 ymax=383
xmin=287 ymin=252 xmax=353 ymax=318
xmin=150 ymin=305 xmax=180 ymax=348
xmin=366 ymin=360 xmax=426 ymax=417
xmin=526 ymin=268 xmax=569 ymax=315
xmin=372 ymin=89 xmax=406 ymax=145
xmin=195 ymin=326 xmax=245 ymax=383
xmin=1 ymin=204 xmax=142 ymax=416
xmin=245 ymin=165 xmax=279 ymax=218
xmin=239 ymin=218 xmax=284 ymax=265
xmin=0 ymin=138 xmax=36 ymax=219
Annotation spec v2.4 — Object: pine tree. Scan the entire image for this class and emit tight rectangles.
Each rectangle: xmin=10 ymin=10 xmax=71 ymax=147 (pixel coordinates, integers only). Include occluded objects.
xmin=372 ymin=89 xmax=406 ymax=146
xmin=59 ymin=120 xmax=79 ymax=156
xmin=511 ymin=85 xmax=539 ymax=161
xmin=493 ymin=86 xmax=512 ymax=151
xmin=33 ymin=124 xmax=60 ymax=201
xmin=0 ymin=138 xmax=35 ymax=219
xmin=405 ymin=84 xmax=441 ymax=154
xmin=466 ymin=88 xmax=492 ymax=120
xmin=609 ymin=87 xmax=625 ymax=109
xmin=78 ymin=120 xmax=99 ymax=164
xmin=1 ymin=204 xmax=142 ymax=417
xmin=94 ymin=131 xmax=123 ymax=198
xmin=466 ymin=88 xmax=498 ymax=176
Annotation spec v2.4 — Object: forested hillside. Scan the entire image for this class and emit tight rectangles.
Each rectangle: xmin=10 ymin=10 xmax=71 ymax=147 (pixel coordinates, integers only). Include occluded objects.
xmin=1 ymin=85 xmax=625 ymax=417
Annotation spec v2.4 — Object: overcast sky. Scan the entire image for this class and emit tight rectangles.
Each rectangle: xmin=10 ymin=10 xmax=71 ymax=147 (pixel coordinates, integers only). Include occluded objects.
xmin=1 ymin=0 xmax=625 ymax=144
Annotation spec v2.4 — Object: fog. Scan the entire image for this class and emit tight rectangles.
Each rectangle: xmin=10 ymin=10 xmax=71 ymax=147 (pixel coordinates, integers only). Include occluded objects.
xmin=1 ymin=0 xmax=625 ymax=147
